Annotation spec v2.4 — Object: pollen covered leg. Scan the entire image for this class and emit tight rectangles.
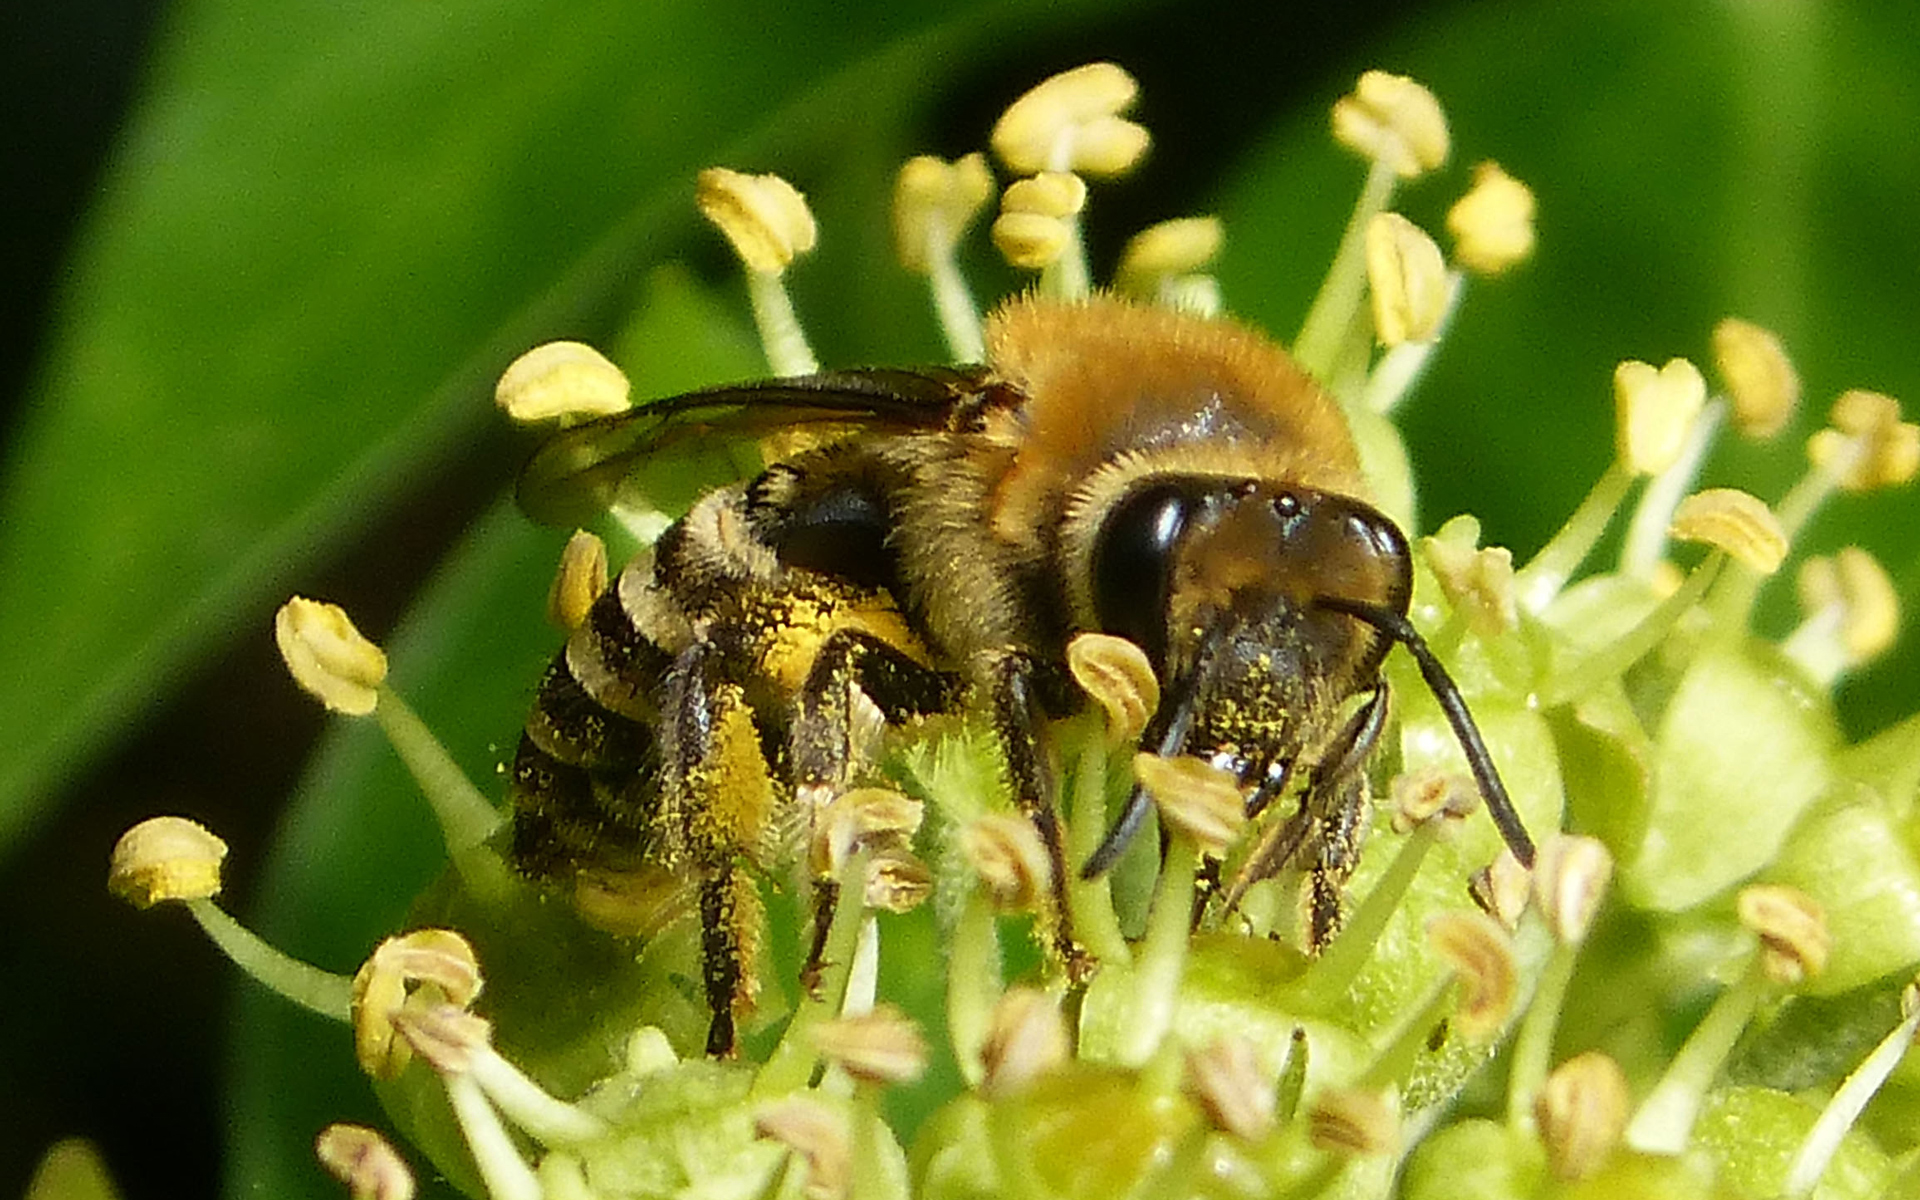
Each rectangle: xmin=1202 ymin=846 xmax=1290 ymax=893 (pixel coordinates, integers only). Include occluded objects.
xmin=665 ymin=638 xmax=779 ymax=1057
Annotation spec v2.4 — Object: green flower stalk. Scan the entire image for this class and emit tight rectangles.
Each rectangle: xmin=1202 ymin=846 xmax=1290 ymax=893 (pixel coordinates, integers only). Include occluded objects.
xmin=108 ymin=60 xmax=1920 ymax=1200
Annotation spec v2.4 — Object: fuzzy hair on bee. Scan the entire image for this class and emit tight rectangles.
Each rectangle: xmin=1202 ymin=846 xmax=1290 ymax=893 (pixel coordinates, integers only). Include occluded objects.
xmin=506 ymin=293 xmax=1535 ymax=1056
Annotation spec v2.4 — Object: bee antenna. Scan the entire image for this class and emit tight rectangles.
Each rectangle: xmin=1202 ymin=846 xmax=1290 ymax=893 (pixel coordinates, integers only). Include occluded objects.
xmin=1312 ymin=595 xmax=1537 ymax=868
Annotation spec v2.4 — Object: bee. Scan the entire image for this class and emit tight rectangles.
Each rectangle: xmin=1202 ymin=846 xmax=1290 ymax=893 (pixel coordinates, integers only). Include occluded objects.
xmin=505 ymin=293 xmax=1536 ymax=1056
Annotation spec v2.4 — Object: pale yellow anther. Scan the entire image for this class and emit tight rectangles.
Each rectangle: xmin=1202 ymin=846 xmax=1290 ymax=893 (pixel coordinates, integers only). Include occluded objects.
xmin=1366 ymin=213 xmax=1448 ymax=347
xmin=494 ymin=341 xmax=632 ymax=424
xmin=991 ymin=212 xmax=1073 ymax=270
xmin=809 ymin=1004 xmax=929 ymax=1085
xmin=351 ymin=929 xmax=483 ymax=1080
xmin=696 ymin=167 xmax=818 ymax=274
xmin=1798 ymin=547 xmax=1900 ymax=665
xmin=109 ymin=816 xmax=228 ymax=908
xmin=892 ymin=153 xmax=994 ymax=274
xmin=812 ymin=787 xmax=924 ymax=878
xmin=1738 ymin=884 xmax=1829 ymax=986
xmin=315 ymin=1124 xmax=416 ymax=1200
xmin=1669 ymin=488 xmax=1788 ymax=574
xmin=1389 ymin=770 xmax=1477 ymax=835
xmin=1307 ymin=1087 xmax=1400 ymax=1156
xmin=1428 ymin=910 xmax=1518 ymax=1039
xmin=389 ymin=1003 xmax=491 ymax=1076
xmin=1134 ymin=752 xmax=1247 ymax=855
xmin=754 ymin=1095 xmax=850 ymax=1200
xmin=1711 ymin=318 xmax=1800 ymax=439
xmin=991 ymin=63 xmax=1149 ymax=177
xmin=546 ymin=530 xmax=608 ymax=632
xmin=1534 ymin=1052 xmax=1630 ymax=1182
xmin=1184 ymin=1037 xmax=1276 ymax=1141
xmin=1421 ymin=517 xmax=1517 ymax=637
xmin=960 ymin=813 xmax=1052 ymax=911
xmin=1001 ymin=172 xmax=1088 ymax=218
xmin=1614 ymin=357 xmax=1708 ymax=476
xmin=1446 ymin=161 xmax=1535 ymax=275
xmin=1807 ymin=390 xmax=1919 ymax=492
xmin=865 ymin=846 xmax=933 ymax=914
xmin=1530 ymin=834 xmax=1613 ymax=946
xmin=978 ymin=987 xmax=1070 ymax=1098
xmin=1067 ymin=632 xmax=1160 ymax=746
xmin=1117 ymin=217 xmax=1224 ymax=286
xmin=276 ymin=597 xmax=388 ymax=716
xmin=1468 ymin=848 xmax=1533 ymax=930
xmin=1331 ymin=70 xmax=1450 ymax=178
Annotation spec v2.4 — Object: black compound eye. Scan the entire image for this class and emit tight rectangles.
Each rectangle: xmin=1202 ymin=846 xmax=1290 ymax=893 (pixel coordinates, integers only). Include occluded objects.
xmin=1091 ymin=482 xmax=1195 ymax=665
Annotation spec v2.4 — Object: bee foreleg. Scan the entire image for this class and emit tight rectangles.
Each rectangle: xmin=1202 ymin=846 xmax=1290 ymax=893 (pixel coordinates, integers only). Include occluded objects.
xmin=980 ymin=649 xmax=1091 ymax=981
xmin=1299 ymin=684 xmax=1389 ymax=950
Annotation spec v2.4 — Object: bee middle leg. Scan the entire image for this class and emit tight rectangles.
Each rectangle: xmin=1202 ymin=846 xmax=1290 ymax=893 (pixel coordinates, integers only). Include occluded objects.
xmin=790 ymin=628 xmax=957 ymax=994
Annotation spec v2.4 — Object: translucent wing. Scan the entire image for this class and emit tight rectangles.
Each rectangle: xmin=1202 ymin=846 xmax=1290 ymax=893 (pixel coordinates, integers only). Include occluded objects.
xmin=516 ymin=366 xmax=996 ymax=528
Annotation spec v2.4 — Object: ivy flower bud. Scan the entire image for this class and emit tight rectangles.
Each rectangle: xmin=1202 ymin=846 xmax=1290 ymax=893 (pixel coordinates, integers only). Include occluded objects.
xmin=1614 ymin=357 xmax=1708 ymax=476
xmin=1184 ymin=1036 xmax=1276 ymax=1141
xmin=1331 ymin=70 xmax=1449 ymax=178
xmin=545 ymin=529 xmax=607 ymax=632
xmin=754 ymin=1095 xmax=850 ymax=1200
xmin=494 ymin=340 xmax=631 ymax=424
xmin=990 ymin=62 xmax=1149 ymax=177
xmin=1446 ymin=161 xmax=1535 ymax=275
xmin=1738 ymin=884 xmax=1829 ymax=986
xmin=1796 ymin=547 xmax=1900 ymax=668
xmin=315 ymin=1124 xmax=416 ymax=1200
xmin=351 ymin=929 xmax=483 ymax=1079
xmin=1308 ymin=1087 xmax=1399 ymax=1156
xmin=108 ymin=816 xmax=227 ymax=908
xmin=1669 ymin=488 xmax=1788 ymax=574
xmin=1531 ymin=834 xmax=1613 ymax=946
xmin=960 ymin=813 xmax=1052 ymax=911
xmin=892 ymin=153 xmax=994 ymax=274
xmin=1133 ymin=752 xmax=1247 ymax=855
xmin=275 ymin=597 xmax=388 ymax=716
xmin=696 ymin=167 xmax=818 ymax=274
xmin=1534 ymin=1052 xmax=1630 ymax=1182
xmin=1807 ymin=389 xmax=1919 ymax=492
xmin=1711 ymin=317 xmax=1800 ymax=439
xmin=809 ymin=1004 xmax=929 ymax=1085
xmin=1428 ymin=910 xmax=1519 ymax=1039
xmin=1366 ymin=213 xmax=1448 ymax=346
xmin=978 ymin=987 xmax=1070 ymax=1098
xmin=1067 ymin=632 xmax=1159 ymax=746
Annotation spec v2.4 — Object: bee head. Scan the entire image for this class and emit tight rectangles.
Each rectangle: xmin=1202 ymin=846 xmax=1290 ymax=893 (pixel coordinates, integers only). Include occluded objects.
xmin=1090 ymin=477 xmax=1412 ymax=692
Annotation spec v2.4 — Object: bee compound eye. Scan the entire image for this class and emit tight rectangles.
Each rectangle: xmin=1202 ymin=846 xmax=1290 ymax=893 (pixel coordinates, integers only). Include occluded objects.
xmin=1091 ymin=482 xmax=1195 ymax=663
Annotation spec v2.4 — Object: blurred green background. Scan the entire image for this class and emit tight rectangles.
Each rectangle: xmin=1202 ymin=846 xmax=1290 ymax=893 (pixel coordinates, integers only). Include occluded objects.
xmin=3 ymin=0 xmax=1915 ymax=1197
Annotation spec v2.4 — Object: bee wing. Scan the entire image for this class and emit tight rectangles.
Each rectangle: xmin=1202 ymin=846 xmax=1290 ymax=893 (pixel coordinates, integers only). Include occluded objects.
xmin=515 ymin=366 xmax=994 ymax=527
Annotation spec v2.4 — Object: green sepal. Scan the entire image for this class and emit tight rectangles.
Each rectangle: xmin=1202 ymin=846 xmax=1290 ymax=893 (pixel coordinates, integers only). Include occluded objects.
xmin=1694 ymin=1085 xmax=1894 ymax=1200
